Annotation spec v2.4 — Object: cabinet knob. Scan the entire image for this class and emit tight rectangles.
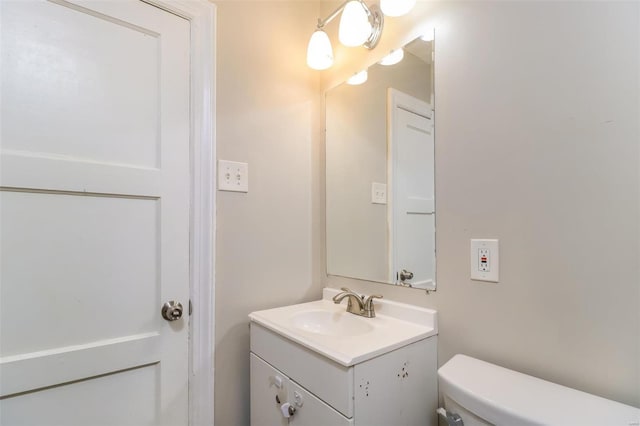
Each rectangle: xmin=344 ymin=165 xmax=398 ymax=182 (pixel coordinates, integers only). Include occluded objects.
xmin=280 ymin=402 xmax=296 ymax=418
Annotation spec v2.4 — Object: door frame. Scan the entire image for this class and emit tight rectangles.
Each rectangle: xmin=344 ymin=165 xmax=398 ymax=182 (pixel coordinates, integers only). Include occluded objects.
xmin=142 ymin=1 xmax=216 ymax=425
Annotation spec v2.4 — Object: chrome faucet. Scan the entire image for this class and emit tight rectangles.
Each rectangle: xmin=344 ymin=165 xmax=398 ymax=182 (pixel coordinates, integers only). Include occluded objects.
xmin=332 ymin=287 xmax=383 ymax=318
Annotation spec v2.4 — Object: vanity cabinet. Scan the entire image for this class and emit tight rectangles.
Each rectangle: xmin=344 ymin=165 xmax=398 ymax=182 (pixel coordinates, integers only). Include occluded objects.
xmin=250 ymin=353 xmax=352 ymax=426
xmin=250 ymin=323 xmax=438 ymax=426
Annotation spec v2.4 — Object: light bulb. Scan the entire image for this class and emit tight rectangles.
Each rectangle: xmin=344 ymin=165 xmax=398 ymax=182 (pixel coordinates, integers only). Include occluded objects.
xmin=347 ymin=70 xmax=368 ymax=85
xmin=339 ymin=1 xmax=372 ymax=47
xmin=379 ymin=48 xmax=404 ymax=66
xmin=306 ymin=29 xmax=334 ymax=70
xmin=380 ymin=0 xmax=416 ymax=17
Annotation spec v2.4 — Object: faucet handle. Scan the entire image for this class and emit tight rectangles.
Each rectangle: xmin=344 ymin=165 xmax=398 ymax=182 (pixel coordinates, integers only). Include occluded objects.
xmin=364 ymin=294 xmax=383 ymax=304
xmin=362 ymin=294 xmax=383 ymax=318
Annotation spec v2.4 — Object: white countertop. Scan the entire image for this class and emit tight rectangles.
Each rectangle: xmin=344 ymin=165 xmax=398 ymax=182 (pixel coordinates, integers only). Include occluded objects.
xmin=249 ymin=288 xmax=437 ymax=366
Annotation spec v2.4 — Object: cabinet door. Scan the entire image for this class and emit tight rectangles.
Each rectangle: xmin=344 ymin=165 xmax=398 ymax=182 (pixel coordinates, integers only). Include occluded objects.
xmin=250 ymin=354 xmax=288 ymax=426
xmin=353 ymin=337 xmax=438 ymax=426
xmin=289 ymin=380 xmax=353 ymax=426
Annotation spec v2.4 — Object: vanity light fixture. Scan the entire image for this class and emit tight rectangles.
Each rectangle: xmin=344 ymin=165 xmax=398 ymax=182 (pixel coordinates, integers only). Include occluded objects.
xmin=339 ymin=1 xmax=373 ymax=47
xmin=347 ymin=70 xmax=368 ymax=85
xmin=306 ymin=0 xmax=384 ymax=70
xmin=379 ymin=48 xmax=404 ymax=66
xmin=380 ymin=0 xmax=416 ymax=17
xmin=306 ymin=29 xmax=334 ymax=70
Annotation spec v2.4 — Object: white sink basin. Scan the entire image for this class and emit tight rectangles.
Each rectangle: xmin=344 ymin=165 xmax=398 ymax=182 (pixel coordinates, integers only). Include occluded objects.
xmin=249 ymin=288 xmax=437 ymax=366
xmin=291 ymin=309 xmax=374 ymax=337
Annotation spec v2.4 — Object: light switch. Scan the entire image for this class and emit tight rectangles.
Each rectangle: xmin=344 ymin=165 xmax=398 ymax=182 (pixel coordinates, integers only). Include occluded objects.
xmin=470 ymin=239 xmax=499 ymax=282
xmin=218 ymin=160 xmax=248 ymax=192
xmin=371 ymin=182 xmax=387 ymax=204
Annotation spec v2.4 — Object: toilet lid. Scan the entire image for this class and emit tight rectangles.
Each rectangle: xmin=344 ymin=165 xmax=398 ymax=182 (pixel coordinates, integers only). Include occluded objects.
xmin=438 ymin=355 xmax=640 ymax=426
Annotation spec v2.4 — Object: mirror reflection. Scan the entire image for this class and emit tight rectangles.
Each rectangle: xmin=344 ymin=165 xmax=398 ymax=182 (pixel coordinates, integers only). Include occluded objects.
xmin=325 ymin=35 xmax=435 ymax=289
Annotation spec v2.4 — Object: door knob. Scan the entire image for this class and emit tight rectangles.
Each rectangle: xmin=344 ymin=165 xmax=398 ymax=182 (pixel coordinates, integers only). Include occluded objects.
xmin=162 ymin=301 xmax=184 ymax=321
xmin=399 ymin=269 xmax=414 ymax=282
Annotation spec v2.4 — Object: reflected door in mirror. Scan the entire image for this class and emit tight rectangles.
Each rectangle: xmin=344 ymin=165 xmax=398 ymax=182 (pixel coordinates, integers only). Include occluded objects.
xmin=388 ymin=89 xmax=434 ymax=289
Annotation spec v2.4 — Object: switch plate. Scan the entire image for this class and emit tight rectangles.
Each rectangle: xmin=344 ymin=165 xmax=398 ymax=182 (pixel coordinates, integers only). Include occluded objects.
xmin=218 ymin=160 xmax=248 ymax=192
xmin=471 ymin=239 xmax=499 ymax=282
xmin=371 ymin=182 xmax=387 ymax=204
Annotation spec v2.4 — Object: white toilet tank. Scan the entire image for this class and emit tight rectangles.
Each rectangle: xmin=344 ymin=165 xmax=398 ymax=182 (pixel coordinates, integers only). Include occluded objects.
xmin=438 ymin=354 xmax=640 ymax=426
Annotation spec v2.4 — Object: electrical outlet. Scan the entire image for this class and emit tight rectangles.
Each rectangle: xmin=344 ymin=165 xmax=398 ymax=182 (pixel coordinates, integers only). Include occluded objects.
xmin=478 ymin=248 xmax=490 ymax=272
xmin=471 ymin=239 xmax=499 ymax=282
xmin=218 ymin=160 xmax=248 ymax=192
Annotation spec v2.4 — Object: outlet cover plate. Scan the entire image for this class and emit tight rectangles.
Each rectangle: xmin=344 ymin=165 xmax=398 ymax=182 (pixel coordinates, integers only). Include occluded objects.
xmin=218 ymin=160 xmax=248 ymax=192
xmin=371 ymin=182 xmax=387 ymax=204
xmin=470 ymin=239 xmax=499 ymax=282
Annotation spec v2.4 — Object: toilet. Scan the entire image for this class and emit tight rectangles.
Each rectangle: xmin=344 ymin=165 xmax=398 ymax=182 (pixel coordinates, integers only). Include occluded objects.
xmin=438 ymin=354 xmax=640 ymax=426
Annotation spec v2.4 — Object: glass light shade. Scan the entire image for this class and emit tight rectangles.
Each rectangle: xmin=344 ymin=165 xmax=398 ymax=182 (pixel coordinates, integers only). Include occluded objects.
xmin=338 ymin=1 xmax=372 ymax=47
xmin=379 ymin=48 xmax=404 ymax=66
xmin=380 ymin=0 xmax=416 ymax=17
xmin=306 ymin=29 xmax=334 ymax=70
xmin=347 ymin=70 xmax=368 ymax=85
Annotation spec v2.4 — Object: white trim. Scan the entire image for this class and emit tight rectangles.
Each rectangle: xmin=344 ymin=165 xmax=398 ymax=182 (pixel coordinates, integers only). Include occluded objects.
xmin=144 ymin=1 xmax=216 ymax=425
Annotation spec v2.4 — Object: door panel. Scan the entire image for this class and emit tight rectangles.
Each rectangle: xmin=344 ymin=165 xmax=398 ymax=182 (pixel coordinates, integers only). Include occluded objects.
xmin=389 ymin=90 xmax=435 ymax=290
xmin=2 ymin=0 xmax=160 ymax=168
xmin=396 ymin=107 xmax=435 ymax=289
xmin=0 ymin=0 xmax=190 ymax=424
xmin=1 ymin=364 xmax=159 ymax=426
xmin=1 ymin=192 xmax=159 ymax=357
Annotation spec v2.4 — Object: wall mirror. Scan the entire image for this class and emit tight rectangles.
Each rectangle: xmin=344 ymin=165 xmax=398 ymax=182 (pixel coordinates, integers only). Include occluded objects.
xmin=325 ymin=34 xmax=435 ymax=290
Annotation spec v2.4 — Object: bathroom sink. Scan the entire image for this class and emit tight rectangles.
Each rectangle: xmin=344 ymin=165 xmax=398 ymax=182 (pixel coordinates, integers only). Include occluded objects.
xmin=249 ymin=288 xmax=437 ymax=366
xmin=290 ymin=309 xmax=374 ymax=336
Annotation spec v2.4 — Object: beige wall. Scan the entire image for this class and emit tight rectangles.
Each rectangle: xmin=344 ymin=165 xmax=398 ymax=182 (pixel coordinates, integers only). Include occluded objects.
xmin=214 ymin=2 xmax=324 ymax=425
xmin=325 ymin=0 xmax=640 ymax=408
xmin=214 ymin=1 xmax=639 ymax=424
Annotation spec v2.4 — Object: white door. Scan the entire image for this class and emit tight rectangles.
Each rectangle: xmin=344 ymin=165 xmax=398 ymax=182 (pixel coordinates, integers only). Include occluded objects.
xmin=0 ymin=1 xmax=191 ymax=425
xmin=388 ymin=89 xmax=435 ymax=290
